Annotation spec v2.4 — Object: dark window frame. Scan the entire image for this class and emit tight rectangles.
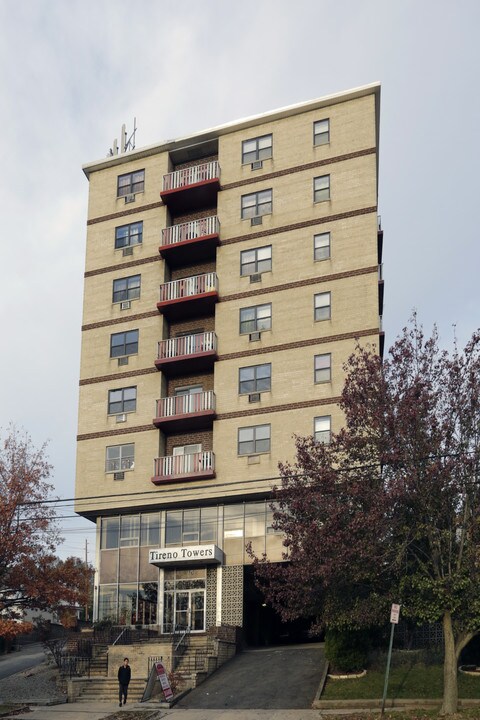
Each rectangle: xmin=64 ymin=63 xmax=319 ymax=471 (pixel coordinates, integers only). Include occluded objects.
xmin=314 ymin=174 xmax=330 ymax=203
xmin=240 ymin=245 xmax=272 ymax=276
xmin=314 ymin=354 xmax=331 ymax=383
xmin=108 ymin=386 xmax=137 ymax=415
xmin=239 ymin=303 xmax=272 ymax=334
xmin=241 ymin=134 xmax=273 ymax=164
xmin=239 ymin=363 xmax=272 ymax=394
xmin=314 ymin=292 xmax=331 ymax=322
xmin=114 ymin=221 xmax=143 ymax=249
xmin=314 ymin=415 xmax=331 ymax=444
xmin=110 ymin=329 xmax=139 ymax=358
xmin=241 ymin=189 xmax=273 ymax=219
xmin=112 ymin=274 xmax=141 ymax=303
xmin=313 ymin=118 xmax=330 ymax=146
xmin=314 ymin=232 xmax=331 ymax=261
xmin=237 ymin=424 xmax=271 ymax=456
xmin=117 ymin=169 xmax=145 ymax=197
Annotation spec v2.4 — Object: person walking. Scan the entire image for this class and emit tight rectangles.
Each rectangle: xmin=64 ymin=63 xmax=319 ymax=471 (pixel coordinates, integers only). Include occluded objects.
xmin=118 ymin=657 xmax=131 ymax=706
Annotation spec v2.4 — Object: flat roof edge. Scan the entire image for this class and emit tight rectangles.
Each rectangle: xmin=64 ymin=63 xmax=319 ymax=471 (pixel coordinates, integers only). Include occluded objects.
xmin=82 ymin=82 xmax=381 ymax=178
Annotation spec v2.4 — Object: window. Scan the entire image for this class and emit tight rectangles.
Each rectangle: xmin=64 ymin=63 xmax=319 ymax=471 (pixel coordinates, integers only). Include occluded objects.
xmin=314 ymin=119 xmax=330 ymax=146
xmin=239 ymin=363 xmax=271 ymax=394
xmin=105 ymin=443 xmax=134 ymax=472
xmin=314 ymin=175 xmax=330 ymax=202
xmin=314 ymin=232 xmax=331 ymax=261
xmin=165 ymin=507 xmax=217 ymax=545
xmin=314 ymin=416 xmax=331 ymax=444
xmin=314 ymin=292 xmax=331 ymax=321
xmin=101 ymin=517 xmax=119 ymax=548
xmin=238 ymin=424 xmax=271 ymax=455
xmin=241 ymin=189 xmax=272 ymax=219
xmin=110 ymin=329 xmax=139 ymax=357
xmin=108 ymin=387 xmax=137 ymax=414
xmin=240 ymin=303 xmax=272 ymax=334
xmin=140 ymin=513 xmax=160 ymax=546
xmin=240 ymin=245 xmax=272 ymax=276
xmin=120 ymin=516 xmax=139 ymax=547
xmin=117 ymin=170 xmax=145 ymax=197
xmin=115 ymin=222 xmax=143 ymax=249
xmin=112 ymin=275 xmax=141 ymax=303
xmin=314 ymin=354 xmax=331 ymax=383
xmin=242 ymin=134 xmax=273 ymax=164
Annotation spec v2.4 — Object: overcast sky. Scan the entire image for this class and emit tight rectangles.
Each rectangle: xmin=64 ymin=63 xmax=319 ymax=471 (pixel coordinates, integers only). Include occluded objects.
xmin=1 ymin=0 xmax=478 ymax=560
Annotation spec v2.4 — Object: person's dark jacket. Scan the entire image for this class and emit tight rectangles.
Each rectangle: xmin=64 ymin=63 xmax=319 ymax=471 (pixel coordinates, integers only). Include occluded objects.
xmin=118 ymin=665 xmax=131 ymax=685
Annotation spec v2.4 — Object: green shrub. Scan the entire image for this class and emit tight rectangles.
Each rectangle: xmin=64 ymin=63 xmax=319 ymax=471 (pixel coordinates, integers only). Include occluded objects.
xmin=325 ymin=628 xmax=369 ymax=673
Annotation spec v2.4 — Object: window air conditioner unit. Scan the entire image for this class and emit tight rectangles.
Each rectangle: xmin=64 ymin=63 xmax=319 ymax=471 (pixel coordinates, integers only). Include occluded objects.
xmin=251 ymin=160 xmax=263 ymax=170
xmin=122 ymin=246 xmax=133 ymax=257
xmin=118 ymin=356 xmax=129 ymax=366
xmin=120 ymin=300 xmax=131 ymax=310
xmin=249 ymin=332 xmax=261 ymax=342
xmin=116 ymin=413 xmax=127 ymax=423
xmin=124 ymin=193 xmax=135 ymax=204
xmin=250 ymin=273 xmax=261 ymax=283
xmin=251 ymin=216 xmax=263 ymax=227
xmin=248 ymin=393 xmax=261 ymax=403
xmin=114 ymin=472 xmax=125 ymax=480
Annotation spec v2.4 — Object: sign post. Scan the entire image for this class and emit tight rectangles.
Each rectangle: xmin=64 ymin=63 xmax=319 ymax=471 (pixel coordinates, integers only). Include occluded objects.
xmin=155 ymin=661 xmax=173 ymax=702
xmin=381 ymin=603 xmax=401 ymax=716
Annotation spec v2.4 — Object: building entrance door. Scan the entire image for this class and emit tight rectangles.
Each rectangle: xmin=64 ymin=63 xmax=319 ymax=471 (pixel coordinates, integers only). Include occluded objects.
xmin=163 ymin=568 xmax=206 ymax=633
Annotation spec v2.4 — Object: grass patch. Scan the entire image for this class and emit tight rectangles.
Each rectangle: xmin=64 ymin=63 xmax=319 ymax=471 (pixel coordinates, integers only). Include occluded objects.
xmin=322 ymin=663 xmax=480 ymax=700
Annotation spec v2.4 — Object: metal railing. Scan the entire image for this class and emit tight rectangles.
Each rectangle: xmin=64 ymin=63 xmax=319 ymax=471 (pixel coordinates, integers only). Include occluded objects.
xmin=58 ymin=656 xmax=91 ymax=678
xmin=159 ymin=272 xmax=218 ymax=303
xmin=157 ymin=332 xmax=217 ymax=361
xmin=172 ymin=626 xmax=190 ymax=671
xmin=161 ymin=216 xmax=219 ymax=247
xmin=153 ymin=451 xmax=215 ymax=479
xmin=156 ymin=391 xmax=216 ymax=419
xmin=163 ymin=161 xmax=220 ymax=192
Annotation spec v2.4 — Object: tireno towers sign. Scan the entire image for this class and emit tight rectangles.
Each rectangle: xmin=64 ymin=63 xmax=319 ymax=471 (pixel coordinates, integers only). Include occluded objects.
xmin=148 ymin=544 xmax=224 ymax=566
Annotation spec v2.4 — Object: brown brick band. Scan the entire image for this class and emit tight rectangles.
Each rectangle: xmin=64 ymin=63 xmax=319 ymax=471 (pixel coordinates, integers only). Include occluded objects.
xmin=220 ymin=206 xmax=378 ymax=246
xmin=79 ymin=367 xmax=157 ymax=386
xmin=220 ymin=265 xmax=378 ymax=303
xmin=82 ymin=310 xmax=159 ymax=331
xmin=218 ymin=328 xmax=379 ymax=361
xmin=216 ymin=396 xmax=343 ymax=421
xmin=221 ymin=147 xmax=376 ymax=191
xmin=77 ymin=424 xmax=156 ymax=441
xmin=87 ymin=200 xmax=164 ymax=226
xmin=85 ymin=255 xmax=161 ymax=279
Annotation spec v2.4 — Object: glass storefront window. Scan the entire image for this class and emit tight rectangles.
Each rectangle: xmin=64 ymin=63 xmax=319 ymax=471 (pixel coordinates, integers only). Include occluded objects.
xmin=183 ymin=509 xmax=200 ymax=543
xmin=118 ymin=584 xmax=137 ymax=625
xmin=245 ymin=502 xmax=266 ymax=538
xmin=101 ymin=517 xmax=120 ymax=549
xmin=140 ymin=513 xmax=160 ymax=546
xmin=120 ymin=516 xmax=139 ymax=547
xmin=166 ymin=511 xmax=182 ymax=545
xmin=98 ymin=585 xmax=117 ymax=621
xmin=200 ymin=507 xmax=217 ymax=542
xmin=224 ymin=504 xmax=244 ymax=538
xmin=138 ymin=582 xmax=158 ymax=625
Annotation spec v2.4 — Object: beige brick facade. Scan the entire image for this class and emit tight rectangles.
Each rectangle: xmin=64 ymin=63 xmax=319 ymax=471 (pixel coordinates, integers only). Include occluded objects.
xmin=75 ymin=84 xmax=383 ymax=635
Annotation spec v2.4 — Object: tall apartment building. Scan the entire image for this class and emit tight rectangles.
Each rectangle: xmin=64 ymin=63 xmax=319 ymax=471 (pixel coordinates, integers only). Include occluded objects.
xmin=75 ymin=83 xmax=383 ymax=644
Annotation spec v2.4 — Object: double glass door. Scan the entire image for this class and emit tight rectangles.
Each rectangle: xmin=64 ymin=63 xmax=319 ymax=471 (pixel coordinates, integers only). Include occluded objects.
xmin=163 ymin=569 xmax=206 ymax=633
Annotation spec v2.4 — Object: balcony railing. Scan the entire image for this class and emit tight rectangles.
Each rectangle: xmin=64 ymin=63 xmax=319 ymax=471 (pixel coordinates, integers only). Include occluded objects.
xmin=153 ymin=452 xmax=215 ymax=481
xmin=158 ymin=332 xmax=217 ymax=361
xmin=161 ymin=216 xmax=220 ymax=247
xmin=156 ymin=391 xmax=216 ymax=420
xmin=159 ymin=272 xmax=218 ymax=303
xmin=163 ymin=161 xmax=220 ymax=192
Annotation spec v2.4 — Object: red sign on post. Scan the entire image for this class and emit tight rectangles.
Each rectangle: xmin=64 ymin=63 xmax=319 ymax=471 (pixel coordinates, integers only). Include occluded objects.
xmin=390 ymin=603 xmax=401 ymax=624
xmin=155 ymin=661 xmax=173 ymax=701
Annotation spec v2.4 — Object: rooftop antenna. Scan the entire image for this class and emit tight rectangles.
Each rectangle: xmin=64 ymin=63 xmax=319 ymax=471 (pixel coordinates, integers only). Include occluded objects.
xmin=108 ymin=118 xmax=137 ymax=157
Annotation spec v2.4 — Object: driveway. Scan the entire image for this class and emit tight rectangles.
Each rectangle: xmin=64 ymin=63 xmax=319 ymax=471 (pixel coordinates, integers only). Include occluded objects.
xmin=0 ymin=643 xmax=46 ymax=681
xmin=176 ymin=643 xmax=326 ymax=710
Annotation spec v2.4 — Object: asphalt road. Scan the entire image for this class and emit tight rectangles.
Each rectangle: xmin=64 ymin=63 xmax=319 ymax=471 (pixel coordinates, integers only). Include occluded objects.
xmin=0 ymin=642 xmax=46 ymax=680
xmin=176 ymin=643 xmax=326 ymax=710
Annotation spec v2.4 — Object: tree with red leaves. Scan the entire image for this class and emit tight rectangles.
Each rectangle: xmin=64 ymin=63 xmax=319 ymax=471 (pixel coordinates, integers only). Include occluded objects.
xmin=0 ymin=427 xmax=91 ymax=638
xmin=252 ymin=319 xmax=480 ymax=716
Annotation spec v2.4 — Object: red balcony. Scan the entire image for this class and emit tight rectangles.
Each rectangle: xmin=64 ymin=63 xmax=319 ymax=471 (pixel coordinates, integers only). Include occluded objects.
xmin=159 ymin=216 xmax=220 ymax=267
xmin=155 ymin=332 xmax=218 ymax=376
xmin=160 ymin=161 xmax=220 ymax=212
xmin=151 ymin=451 xmax=216 ymax=485
xmin=157 ymin=272 xmax=219 ymax=320
xmin=153 ymin=391 xmax=216 ymax=432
